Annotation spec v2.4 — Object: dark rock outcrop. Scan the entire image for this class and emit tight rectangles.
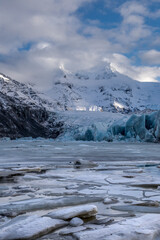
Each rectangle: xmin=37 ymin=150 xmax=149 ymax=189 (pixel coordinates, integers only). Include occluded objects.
xmin=0 ymin=74 xmax=63 ymax=139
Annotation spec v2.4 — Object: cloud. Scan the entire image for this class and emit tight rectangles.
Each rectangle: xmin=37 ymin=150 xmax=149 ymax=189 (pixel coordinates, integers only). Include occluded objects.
xmin=0 ymin=0 xmax=159 ymax=89
xmin=97 ymin=1 xmax=152 ymax=53
xmin=0 ymin=0 xmax=110 ymax=89
xmin=117 ymin=1 xmax=151 ymax=44
xmin=107 ymin=53 xmax=160 ymax=82
xmin=140 ymin=50 xmax=160 ymax=65
xmin=119 ymin=1 xmax=148 ymax=17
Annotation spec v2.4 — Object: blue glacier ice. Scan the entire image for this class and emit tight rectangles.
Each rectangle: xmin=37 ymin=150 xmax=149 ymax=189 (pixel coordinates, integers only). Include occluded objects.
xmin=69 ymin=111 xmax=160 ymax=142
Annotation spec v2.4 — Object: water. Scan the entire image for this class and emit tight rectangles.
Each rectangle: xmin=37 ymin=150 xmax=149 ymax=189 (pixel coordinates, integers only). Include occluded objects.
xmin=0 ymin=140 xmax=160 ymax=239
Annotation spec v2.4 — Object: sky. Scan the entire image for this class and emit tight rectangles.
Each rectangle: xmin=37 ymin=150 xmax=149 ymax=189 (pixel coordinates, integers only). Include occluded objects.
xmin=0 ymin=0 xmax=160 ymax=89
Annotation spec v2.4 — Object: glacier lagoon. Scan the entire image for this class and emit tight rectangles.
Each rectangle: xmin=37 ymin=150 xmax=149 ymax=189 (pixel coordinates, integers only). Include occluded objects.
xmin=0 ymin=139 xmax=160 ymax=239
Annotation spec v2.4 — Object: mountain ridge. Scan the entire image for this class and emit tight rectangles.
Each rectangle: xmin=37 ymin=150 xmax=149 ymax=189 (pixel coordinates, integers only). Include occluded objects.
xmin=0 ymin=73 xmax=63 ymax=139
xmin=46 ymin=63 xmax=160 ymax=113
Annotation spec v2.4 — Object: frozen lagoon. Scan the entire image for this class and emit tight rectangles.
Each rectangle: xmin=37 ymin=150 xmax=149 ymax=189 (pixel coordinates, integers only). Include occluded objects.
xmin=0 ymin=140 xmax=160 ymax=239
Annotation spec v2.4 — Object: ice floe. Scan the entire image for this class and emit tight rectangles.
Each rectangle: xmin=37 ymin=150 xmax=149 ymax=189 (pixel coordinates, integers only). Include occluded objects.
xmin=74 ymin=214 xmax=160 ymax=240
xmin=46 ymin=205 xmax=97 ymax=220
xmin=0 ymin=215 xmax=67 ymax=240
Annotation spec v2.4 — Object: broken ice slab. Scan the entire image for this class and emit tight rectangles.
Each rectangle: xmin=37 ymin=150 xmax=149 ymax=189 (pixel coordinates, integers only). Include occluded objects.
xmin=104 ymin=213 xmax=135 ymax=218
xmin=0 ymin=196 xmax=103 ymax=217
xmin=142 ymin=195 xmax=160 ymax=202
xmin=0 ymin=171 xmax=24 ymax=177
xmin=103 ymin=197 xmax=118 ymax=204
xmin=89 ymin=217 xmax=114 ymax=225
xmin=78 ymin=188 xmax=107 ymax=195
xmin=130 ymin=183 xmax=160 ymax=189
xmin=42 ymin=188 xmax=78 ymax=197
xmin=22 ymin=175 xmax=42 ymax=181
xmin=74 ymin=159 xmax=98 ymax=168
xmin=59 ymin=226 xmax=86 ymax=236
xmin=70 ymin=217 xmax=84 ymax=227
xmin=46 ymin=205 xmax=97 ymax=220
xmin=111 ymin=204 xmax=160 ymax=213
xmin=123 ymin=169 xmax=144 ymax=173
xmin=0 ymin=215 xmax=67 ymax=240
xmin=0 ymin=186 xmax=9 ymax=191
xmin=74 ymin=214 xmax=160 ymax=240
xmin=0 ymin=170 xmax=24 ymax=183
xmin=11 ymin=166 xmax=49 ymax=173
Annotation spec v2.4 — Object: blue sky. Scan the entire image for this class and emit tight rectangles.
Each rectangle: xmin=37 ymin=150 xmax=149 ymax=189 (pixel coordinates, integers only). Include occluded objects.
xmin=76 ymin=0 xmax=160 ymax=60
xmin=0 ymin=0 xmax=160 ymax=88
xmin=76 ymin=0 xmax=123 ymax=29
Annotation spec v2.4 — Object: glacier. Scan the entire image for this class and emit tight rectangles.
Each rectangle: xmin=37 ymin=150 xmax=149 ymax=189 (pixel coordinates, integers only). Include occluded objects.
xmin=1 ymin=64 xmax=160 ymax=141
xmin=60 ymin=111 xmax=160 ymax=143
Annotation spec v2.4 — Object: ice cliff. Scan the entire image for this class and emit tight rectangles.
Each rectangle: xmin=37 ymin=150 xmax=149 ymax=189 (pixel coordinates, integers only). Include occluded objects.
xmin=66 ymin=111 xmax=160 ymax=143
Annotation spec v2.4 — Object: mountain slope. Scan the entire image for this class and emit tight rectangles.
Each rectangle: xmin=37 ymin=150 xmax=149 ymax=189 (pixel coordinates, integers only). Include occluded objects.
xmin=0 ymin=73 xmax=55 ymax=111
xmin=0 ymin=73 xmax=63 ymax=139
xmin=47 ymin=63 xmax=160 ymax=113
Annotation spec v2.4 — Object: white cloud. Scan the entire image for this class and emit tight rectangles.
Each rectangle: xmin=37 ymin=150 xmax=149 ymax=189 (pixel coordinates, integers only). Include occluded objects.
xmin=140 ymin=50 xmax=160 ymax=65
xmin=119 ymin=1 xmax=148 ymax=17
xmin=107 ymin=53 xmax=160 ymax=82
xmin=118 ymin=1 xmax=151 ymax=44
xmin=0 ymin=0 xmax=159 ymax=89
xmin=0 ymin=0 xmax=111 ymax=88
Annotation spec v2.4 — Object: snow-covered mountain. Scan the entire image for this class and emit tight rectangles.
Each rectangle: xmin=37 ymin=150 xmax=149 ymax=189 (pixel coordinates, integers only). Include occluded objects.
xmin=47 ymin=63 xmax=160 ymax=113
xmin=0 ymin=64 xmax=160 ymax=141
xmin=0 ymin=73 xmax=56 ymax=111
xmin=0 ymin=73 xmax=63 ymax=139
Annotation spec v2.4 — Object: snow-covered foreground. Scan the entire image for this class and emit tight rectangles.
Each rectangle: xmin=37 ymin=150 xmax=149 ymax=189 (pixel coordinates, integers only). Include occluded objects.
xmin=1 ymin=140 xmax=160 ymax=239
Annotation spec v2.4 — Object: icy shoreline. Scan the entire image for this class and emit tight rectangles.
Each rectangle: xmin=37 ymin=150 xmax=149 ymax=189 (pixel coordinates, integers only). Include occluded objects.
xmin=0 ymin=141 xmax=160 ymax=239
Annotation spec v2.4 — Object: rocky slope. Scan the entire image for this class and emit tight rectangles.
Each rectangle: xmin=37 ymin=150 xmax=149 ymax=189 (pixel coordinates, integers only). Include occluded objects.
xmin=0 ymin=73 xmax=63 ymax=139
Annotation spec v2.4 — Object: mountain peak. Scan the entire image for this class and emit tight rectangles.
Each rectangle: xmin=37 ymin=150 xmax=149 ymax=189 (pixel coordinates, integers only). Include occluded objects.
xmin=56 ymin=62 xmax=119 ymax=83
xmin=0 ymin=73 xmax=11 ymax=83
xmin=46 ymin=63 xmax=160 ymax=113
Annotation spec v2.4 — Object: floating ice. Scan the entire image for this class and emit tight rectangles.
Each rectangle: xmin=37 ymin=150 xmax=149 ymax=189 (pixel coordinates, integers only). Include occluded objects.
xmin=74 ymin=214 xmax=160 ymax=240
xmin=70 ymin=217 xmax=84 ymax=227
xmin=0 ymin=215 xmax=67 ymax=240
xmin=0 ymin=196 xmax=102 ymax=217
xmin=59 ymin=226 xmax=86 ymax=235
xmin=46 ymin=205 xmax=97 ymax=220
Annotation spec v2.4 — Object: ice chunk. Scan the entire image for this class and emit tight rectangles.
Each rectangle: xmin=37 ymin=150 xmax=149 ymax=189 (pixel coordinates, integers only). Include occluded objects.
xmin=74 ymin=214 xmax=160 ymax=240
xmin=74 ymin=159 xmax=98 ymax=168
xmin=0 ymin=215 xmax=67 ymax=240
xmin=112 ymin=204 xmax=160 ymax=213
xmin=0 ymin=196 xmax=102 ymax=217
xmin=46 ymin=205 xmax=97 ymax=220
xmin=70 ymin=217 xmax=84 ymax=227
xmin=103 ymin=197 xmax=118 ymax=204
xmin=59 ymin=226 xmax=86 ymax=235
